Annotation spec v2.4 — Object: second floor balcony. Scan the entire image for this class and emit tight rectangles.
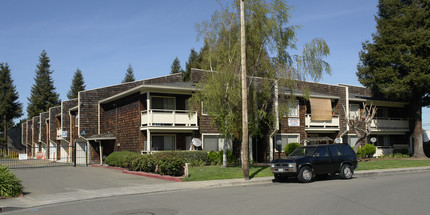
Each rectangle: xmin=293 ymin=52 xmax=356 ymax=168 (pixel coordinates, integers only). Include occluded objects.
xmin=371 ymin=117 xmax=409 ymax=131
xmin=141 ymin=109 xmax=198 ymax=130
xmin=305 ymin=114 xmax=340 ymax=130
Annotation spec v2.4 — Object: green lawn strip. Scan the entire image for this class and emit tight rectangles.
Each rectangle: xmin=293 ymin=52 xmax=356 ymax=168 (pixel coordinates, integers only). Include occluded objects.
xmin=183 ymin=166 xmax=272 ymax=181
xmin=183 ymin=160 xmax=430 ymax=181
xmin=356 ymin=159 xmax=430 ymax=171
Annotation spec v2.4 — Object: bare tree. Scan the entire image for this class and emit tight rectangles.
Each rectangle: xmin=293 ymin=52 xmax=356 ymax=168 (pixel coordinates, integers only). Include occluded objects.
xmin=342 ymin=102 xmax=377 ymax=152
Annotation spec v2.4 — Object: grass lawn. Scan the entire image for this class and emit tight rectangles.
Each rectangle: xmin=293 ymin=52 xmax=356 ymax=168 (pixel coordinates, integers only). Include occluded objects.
xmin=182 ymin=159 xmax=430 ymax=181
xmin=356 ymin=159 xmax=430 ymax=171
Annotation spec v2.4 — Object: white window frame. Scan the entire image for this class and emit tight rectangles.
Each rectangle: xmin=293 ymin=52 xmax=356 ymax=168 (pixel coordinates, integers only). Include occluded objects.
xmin=150 ymin=96 xmax=176 ymax=110
xmin=274 ymin=133 xmax=300 ymax=152
xmin=201 ymin=101 xmax=208 ymax=115
xmin=288 ymin=100 xmax=300 ymax=117
xmin=151 ymin=134 xmax=176 ymax=151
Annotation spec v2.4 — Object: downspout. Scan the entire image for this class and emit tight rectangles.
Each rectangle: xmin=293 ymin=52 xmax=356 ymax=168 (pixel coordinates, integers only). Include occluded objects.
xmin=269 ymin=80 xmax=279 ymax=161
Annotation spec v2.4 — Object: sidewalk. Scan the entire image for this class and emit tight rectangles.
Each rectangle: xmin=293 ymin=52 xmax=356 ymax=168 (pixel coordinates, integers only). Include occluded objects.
xmin=1 ymin=166 xmax=430 ymax=213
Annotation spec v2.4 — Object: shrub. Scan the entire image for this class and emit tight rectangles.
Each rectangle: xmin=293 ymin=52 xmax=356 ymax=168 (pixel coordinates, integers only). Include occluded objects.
xmin=379 ymin=153 xmax=410 ymax=159
xmin=208 ymin=151 xmax=219 ymax=165
xmin=357 ymin=144 xmax=376 ymax=158
xmin=284 ymin=143 xmax=301 ymax=155
xmin=0 ymin=166 xmax=23 ymax=198
xmin=152 ymin=151 xmax=208 ymax=164
xmin=105 ymin=151 xmax=141 ymax=168
xmin=155 ymin=154 xmax=185 ymax=176
xmin=131 ymin=155 xmax=156 ymax=172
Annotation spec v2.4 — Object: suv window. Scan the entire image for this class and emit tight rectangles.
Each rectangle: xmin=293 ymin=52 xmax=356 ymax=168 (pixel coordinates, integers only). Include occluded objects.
xmin=328 ymin=145 xmax=343 ymax=156
xmin=338 ymin=144 xmax=355 ymax=156
xmin=290 ymin=147 xmax=316 ymax=156
xmin=314 ymin=146 xmax=329 ymax=157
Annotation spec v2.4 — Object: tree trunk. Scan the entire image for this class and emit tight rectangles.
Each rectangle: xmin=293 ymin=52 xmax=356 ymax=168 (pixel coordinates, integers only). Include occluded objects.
xmin=3 ymin=115 xmax=7 ymax=156
xmin=411 ymin=96 xmax=426 ymax=158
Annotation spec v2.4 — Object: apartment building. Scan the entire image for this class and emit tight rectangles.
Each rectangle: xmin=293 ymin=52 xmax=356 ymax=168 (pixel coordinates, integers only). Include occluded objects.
xmin=21 ymin=69 xmax=412 ymax=164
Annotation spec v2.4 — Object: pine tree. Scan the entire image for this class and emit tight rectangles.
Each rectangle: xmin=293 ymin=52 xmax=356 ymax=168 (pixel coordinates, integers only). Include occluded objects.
xmin=357 ymin=0 xmax=430 ymax=158
xmin=170 ymin=57 xmax=183 ymax=74
xmin=183 ymin=48 xmax=202 ymax=81
xmin=67 ymin=68 xmax=86 ymax=99
xmin=0 ymin=63 xmax=23 ymax=150
xmin=122 ymin=64 xmax=136 ymax=83
xmin=27 ymin=50 xmax=60 ymax=119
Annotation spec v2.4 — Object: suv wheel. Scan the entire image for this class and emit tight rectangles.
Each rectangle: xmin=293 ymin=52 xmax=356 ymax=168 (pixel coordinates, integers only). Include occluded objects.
xmin=340 ymin=164 xmax=353 ymax=179
xmin=297 ymin=166 xmax=313 ymax=183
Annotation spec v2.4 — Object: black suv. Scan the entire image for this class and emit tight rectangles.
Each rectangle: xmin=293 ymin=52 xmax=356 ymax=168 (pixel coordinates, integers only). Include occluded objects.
xmin=270 ymin=144 xmax=357 ymax=183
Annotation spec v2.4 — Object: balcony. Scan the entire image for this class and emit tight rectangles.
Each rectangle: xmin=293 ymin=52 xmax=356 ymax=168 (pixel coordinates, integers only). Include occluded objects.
xmin=371 ymin=117 xmax=409 ymax=131
xmin=141 ymin=109 xmax=198 ymax=130
xmin=56 ymin=128 xmax=63 ymax=140
xmin=305 ymin=114 xmax=339 ymax=130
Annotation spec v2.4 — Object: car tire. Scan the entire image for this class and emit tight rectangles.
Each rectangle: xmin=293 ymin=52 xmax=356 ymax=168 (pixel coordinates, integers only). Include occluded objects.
xmin=297 ymin=166 xmax=313 ymax=183
xmin=340 ymin=164 xmax=354 ymax=179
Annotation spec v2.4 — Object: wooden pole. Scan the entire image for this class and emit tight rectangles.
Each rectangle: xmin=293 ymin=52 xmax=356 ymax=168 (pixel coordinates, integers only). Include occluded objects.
xmin=240 ymin=0 xmax=249 ymax=180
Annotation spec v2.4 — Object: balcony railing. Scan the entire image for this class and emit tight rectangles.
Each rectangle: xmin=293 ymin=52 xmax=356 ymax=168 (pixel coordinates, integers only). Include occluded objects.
xmin=56 ymin=128 xmax=63 ymax=140
xmin=141 ymin=109 xmax=198 ymax=127
xmin=305 ymin=114 xmax=339 ymax=129
xmin=371 ymin=117 xmax=409 ymax=131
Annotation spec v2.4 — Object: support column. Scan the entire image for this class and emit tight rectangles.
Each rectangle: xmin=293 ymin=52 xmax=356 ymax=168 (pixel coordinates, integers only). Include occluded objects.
xmin=147 ymin=130 xmax=151 ymax=153
xmin=99 ymin=141 xmax=102 ymax=165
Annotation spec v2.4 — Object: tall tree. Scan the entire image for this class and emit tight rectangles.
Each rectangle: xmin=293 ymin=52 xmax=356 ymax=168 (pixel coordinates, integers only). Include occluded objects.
xmin=0 ymin=63 xmax=23 ymax=151
xmin=183 ymin=48 xmax=202 ymax=81
xmin=27 ymin=50 xmax=60 ymax=119
xmin=122 ymin=64 xmax=136 ymax=83
xmin=190 ymin=0 xmax=330 ymax=163
xmin=67 ymin=68 xmax=86 ymax=99
xmin=170 ymin=57 xmax=183 ymax=74
xmin=357 ymin=0 xmax=430 ymax=158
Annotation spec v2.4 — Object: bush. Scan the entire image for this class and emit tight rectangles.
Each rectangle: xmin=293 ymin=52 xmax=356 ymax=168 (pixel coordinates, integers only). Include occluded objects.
xmin=208 ymin=151 xmax=219 ymax=165
xmin=0 ymin=166 xmax=23 ymax=198
xmin=155 ymin=154 xmax=185 ymax=176
xmin=357 ymin=144 xmax=376 ymax=158
xmin=284 ymin=143 xmax=301 ymax=155
xmin=217 ymin=150 xmax=236 ymax=166
xmin=105 ymin=151 xmax=140 ymax=167
xmin=131 ymin=155 xmax=156 ymax=172
xmin=152 ymin=151 xmax=208 ymax=164
xmin=379 ymin=153 xmax=410 ymax=159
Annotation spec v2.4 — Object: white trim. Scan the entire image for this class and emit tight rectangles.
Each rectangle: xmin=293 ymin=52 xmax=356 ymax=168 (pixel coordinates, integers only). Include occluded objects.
xmin=201 ymin=101 xmax=208 ymax=115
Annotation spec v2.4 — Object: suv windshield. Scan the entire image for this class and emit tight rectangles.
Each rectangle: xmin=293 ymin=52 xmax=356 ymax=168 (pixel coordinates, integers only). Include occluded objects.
xmin=290 ymin=146 xmax=316 ymax=156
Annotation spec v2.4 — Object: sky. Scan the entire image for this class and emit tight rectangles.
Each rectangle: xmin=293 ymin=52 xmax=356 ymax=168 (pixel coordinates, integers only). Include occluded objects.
xmin=1 ymin=0 xmax=429 ymax=128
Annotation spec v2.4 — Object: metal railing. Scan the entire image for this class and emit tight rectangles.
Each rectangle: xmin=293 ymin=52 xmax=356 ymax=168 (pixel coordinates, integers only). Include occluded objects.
xmin=305 ymin=114 xmax=340 ymax=128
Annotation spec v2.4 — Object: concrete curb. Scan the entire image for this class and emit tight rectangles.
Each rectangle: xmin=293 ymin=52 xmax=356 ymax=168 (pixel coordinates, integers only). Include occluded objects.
xmin=90 ymin=165 xmax=183 ymax=182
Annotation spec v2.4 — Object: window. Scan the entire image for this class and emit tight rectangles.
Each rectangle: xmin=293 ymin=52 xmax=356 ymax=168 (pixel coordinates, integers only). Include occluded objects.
xmin=203 ymin=134 xmax=232 ymax=151
xmin=274 ymin=134 xmax=300 ymax=152
xmin=328 ymin=145 xmax=343 ymax=156
xmin=288 ymin=100 xmax=299 ymax=117
xmin=350 ymin=104 xmax=360 ymax=118
xmin=152 ymin=135 xmax=175 ymax=151
xmin=201 ymin=102 xmax=208 ymax=115
xmin=151 ymin=97 xmax=175 ymax=110
xmin=314 ymin=146 xmax=329 ymax=157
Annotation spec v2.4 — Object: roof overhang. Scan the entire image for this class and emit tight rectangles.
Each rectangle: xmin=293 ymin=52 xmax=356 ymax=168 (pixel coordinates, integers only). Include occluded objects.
xmin=99 ymin=84 xmax=197 ymax=105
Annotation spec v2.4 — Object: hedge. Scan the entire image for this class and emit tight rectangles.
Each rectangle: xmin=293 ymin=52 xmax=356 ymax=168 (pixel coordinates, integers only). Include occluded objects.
xmin=0 ymin=165 xmax=23 ymax=198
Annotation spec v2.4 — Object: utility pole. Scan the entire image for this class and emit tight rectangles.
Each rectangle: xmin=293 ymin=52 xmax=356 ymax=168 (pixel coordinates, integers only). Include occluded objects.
xmin=240 ymin=0 xmax=249 ymax=180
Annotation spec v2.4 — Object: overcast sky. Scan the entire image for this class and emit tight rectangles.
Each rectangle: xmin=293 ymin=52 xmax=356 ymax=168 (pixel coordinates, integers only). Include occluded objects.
xmin=1 ymin=0 xmax=428 ymax=128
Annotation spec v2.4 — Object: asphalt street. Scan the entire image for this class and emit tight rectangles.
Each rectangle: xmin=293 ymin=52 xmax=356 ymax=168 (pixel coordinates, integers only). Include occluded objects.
xmin=4 ymin=171 xmax=430 ymax=215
